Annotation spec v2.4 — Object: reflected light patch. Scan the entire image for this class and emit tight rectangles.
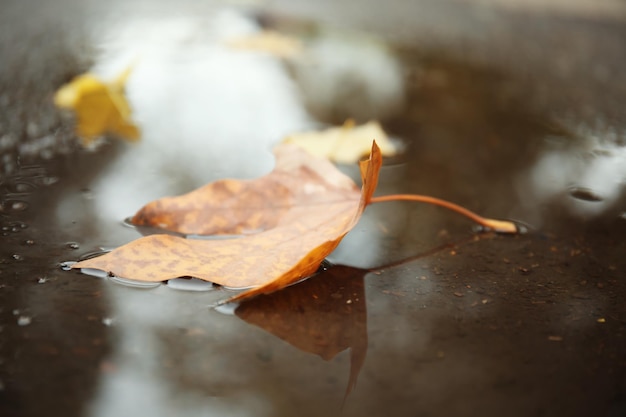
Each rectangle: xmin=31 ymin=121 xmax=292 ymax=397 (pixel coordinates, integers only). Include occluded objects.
xmin=521 ymin=130 xmax=626 ymax=218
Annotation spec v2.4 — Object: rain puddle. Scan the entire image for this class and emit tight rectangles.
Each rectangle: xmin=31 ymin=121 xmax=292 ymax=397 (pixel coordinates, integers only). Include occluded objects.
xmin=2 ymin=4 xmax=626 ymax=417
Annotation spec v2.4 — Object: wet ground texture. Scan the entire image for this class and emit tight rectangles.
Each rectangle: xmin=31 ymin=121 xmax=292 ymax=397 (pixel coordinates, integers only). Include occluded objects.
xmin=2 ymin=1 xmax=626 ymax=416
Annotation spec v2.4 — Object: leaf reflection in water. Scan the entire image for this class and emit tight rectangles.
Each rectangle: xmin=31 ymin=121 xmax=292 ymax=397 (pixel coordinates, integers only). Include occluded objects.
xmin=235 ymin=265 xmax=367 ymax=400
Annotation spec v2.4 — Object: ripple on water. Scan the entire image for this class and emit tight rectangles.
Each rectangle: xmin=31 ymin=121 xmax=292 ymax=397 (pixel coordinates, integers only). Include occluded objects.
xmin=0 ymin=200 xmax=29 ymax=213
xmin=17 ymin=316 xmax=32 ymax=326
xmin=568 ymin=186 xmax=604 ymax=202
xmin=7 ymin=181 xmax=36 ymax=194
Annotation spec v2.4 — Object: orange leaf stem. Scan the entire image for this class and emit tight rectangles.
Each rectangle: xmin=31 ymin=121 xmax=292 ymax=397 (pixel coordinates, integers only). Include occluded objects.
xmin=369 ymin=194 xmax=518 ymax=234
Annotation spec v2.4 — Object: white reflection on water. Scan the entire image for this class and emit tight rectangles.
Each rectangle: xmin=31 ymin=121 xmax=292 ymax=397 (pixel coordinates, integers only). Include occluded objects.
xmin=519 ymin=128 xmax=626 ymax=220
xmin=65 ymin=9 xmax=312 ymax=226
xmin=75 ymin=9 xmax=314 ymax=417
xmin=87 ymin=284 xmax=274 ymax=417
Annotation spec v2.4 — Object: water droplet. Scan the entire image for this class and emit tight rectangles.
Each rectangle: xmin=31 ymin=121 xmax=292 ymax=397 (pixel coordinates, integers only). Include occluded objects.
xmin=59 ymin=261 xmax=76 ymax=271
xmin=472 ymin=225 xmax=487 ymax=233
xmin=102 ymin=317 xmax=114 ymax=326
xmin=0 ymin=200 xmax=28 ymax=213
xmin=167 ymin=277 xmax=215 ymax=292
xmin=24 ymin=239 xmax=35 ymax=246
xmin=37 ymin=277 xmax=47 ymax=284
xmin=9 ymin=182 xmax=36 ymax=194
xmin=1 ymin=221 xmax=28 ymax=234
xmin=17 ymin=316 xmax=31 ymax=326
xmin=10 ymin=201 xmax=28 ymax=211
xmin=515 ymin=224 xmax=530 ymax=234
xmin=109 ymin=276 xmax=162 ymax=289
xmin=66 ymin=242 xmax=80 ymax=250
xmin=12 ymin=254 xmax=23 ymax=261
xmin=569 ymin=187 xmax=604 ymax=202
xmin=214 ymin=302 xmax=239 ymax=315
xmin=39 ymin=176 xmax=59 ymax=186
xmin=317 ymin=259 xmax=334 ymax=272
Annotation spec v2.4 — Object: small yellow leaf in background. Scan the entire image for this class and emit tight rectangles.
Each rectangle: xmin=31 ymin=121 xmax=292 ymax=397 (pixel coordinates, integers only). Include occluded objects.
xmin=54 ymin=67 xmax=140 ymax=146
xmin=226 ymin=30 xmax=303 ymax=58
xmin=283 ymin=120 xmax=400 ymax=164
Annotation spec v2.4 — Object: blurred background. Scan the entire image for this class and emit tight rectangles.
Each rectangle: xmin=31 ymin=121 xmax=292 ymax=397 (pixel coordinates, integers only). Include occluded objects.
xmin=2 ymin=1 xmax=626 ymax=417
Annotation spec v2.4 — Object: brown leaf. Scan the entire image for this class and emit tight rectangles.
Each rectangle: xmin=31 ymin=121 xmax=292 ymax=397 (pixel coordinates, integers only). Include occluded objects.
xmin=131 ymin=143 xmax=360 ymax=235
xmin=73 ymin=142 xmax=382 ymax=301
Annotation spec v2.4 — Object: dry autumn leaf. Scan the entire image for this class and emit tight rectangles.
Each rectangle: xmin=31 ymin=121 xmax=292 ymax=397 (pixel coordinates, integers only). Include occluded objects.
xmin=73 ymin=142 xmax=382 ymax=302
xmin=54 ymin=67 xmax=140 ymax=145
xmin=131 ymin=142 xmax=361 ymax=235
xmin=71 ymin=138 xmax=518 ymax=303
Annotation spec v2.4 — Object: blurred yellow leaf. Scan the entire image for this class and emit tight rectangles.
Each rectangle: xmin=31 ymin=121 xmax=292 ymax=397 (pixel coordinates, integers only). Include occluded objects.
xmin=54 ymin=67 xmax=140 ymax=146
xmin=283 ymin=120 xmax=400 ymax=164
xmin=227 ymin=30 xmax=303 ymax=58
